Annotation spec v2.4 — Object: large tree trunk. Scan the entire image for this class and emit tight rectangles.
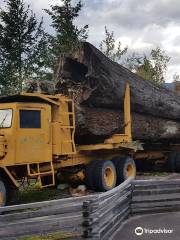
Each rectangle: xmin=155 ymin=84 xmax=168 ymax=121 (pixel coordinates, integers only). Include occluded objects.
xmin=25 ymin=41 xmax=180 ymax=144
xmin=75 ymin=107 xmax=180 ymax=144
xmin=54 ymin=42 xmax=180 ymax=121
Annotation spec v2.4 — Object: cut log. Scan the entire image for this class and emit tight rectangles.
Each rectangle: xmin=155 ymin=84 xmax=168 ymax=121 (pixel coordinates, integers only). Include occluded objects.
xmin=24 ymin=80 xmax=180 ymax=144
xmin=54 ymin=42 xmax=180 ymax=121
xmin=24 ymin=37 xmax=180 ymax=144
xmin=75 ymin=107 xmax=180 ymax=144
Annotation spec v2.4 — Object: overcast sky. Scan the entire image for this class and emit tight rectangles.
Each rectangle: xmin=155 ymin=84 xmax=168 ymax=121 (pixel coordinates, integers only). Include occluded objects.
xmin=1 ymin=0 xmax=180 ymax=82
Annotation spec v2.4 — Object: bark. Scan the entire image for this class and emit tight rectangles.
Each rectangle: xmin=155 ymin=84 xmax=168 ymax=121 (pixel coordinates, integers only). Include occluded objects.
xmin=54 ymin=42 xmax=180 ymax=121
xmin=24 ymin=80 xmax=180 ymax=144
xmin=24 ymin=39 xmax=180 ymax=144
xmin=75 ymin=107 xmax=180 ymax=144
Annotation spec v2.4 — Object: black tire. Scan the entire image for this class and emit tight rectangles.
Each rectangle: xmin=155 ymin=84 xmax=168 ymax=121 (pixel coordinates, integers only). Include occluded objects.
xmin=112 ymin=157 xmax=136 ymax=185
xmin=167 ymin=152 xmax=177 ymax=172
xmin=93 ymin=160 xmax=117 ymax=192
xmin=85 ymin=160 xmax=98 ymax=190
xmin=0 ymin=178 xmax=7 ymax=207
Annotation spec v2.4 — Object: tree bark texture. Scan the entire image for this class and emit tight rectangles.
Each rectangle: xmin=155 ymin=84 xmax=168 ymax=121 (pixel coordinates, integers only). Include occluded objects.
xmin=26 ymin=42 xmax=180 ymax=144
xmin=75 ymin=107 xmax=180 ymax=144
xmin=54 ymin=42 xmax=180 ymax=121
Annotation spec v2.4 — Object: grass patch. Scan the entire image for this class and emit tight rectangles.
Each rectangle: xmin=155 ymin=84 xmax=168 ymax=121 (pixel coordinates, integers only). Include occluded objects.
xmin=18 ymin=232 xmax=78 ymax=240
xmin=9 ymin=184 xmax=70 ymax=205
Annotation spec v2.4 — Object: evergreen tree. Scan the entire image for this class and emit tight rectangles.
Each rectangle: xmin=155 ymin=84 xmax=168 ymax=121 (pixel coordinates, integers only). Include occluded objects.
xmin=99 ymin=26 xmax=128 ymax=62
xmin=45 ymin=0 xmax=88 ymax=57
xmin=0 ymin=0 xmax=50 ymax=95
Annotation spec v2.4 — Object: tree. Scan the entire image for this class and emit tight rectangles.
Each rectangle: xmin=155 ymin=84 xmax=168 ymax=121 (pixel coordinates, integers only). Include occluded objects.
xmin=126 ymin=47 xmax=170 ymax=85
xmin=125 ymin=53 xmax=154 ymax=81
xmin=125 ymin=52 xmax=142 ymax=72
xmin=136 ymin=56 xmax=154 ymax=81
xmin=99 ymin=26 xmax=128 ymax=62
xmin=151 ymin=47 xmax=170 ymax=85
xmin=0 ymin=0 xmax=49 ymax=95
xmin=45 ymin=0 xmax=88 ymax=57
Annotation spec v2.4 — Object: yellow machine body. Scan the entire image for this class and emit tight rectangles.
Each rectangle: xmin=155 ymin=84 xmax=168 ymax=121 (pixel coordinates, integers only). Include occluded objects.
xmin=0 ymin=84 xmax=136 ymax=188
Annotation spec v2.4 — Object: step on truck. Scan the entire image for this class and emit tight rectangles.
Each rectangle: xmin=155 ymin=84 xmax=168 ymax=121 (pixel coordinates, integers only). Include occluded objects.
xmin=0 ymin=84 xmax=141 ymax=206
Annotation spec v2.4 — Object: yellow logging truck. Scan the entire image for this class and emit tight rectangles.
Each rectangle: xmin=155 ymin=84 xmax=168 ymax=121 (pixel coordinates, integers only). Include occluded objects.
xmin=0 ymin=84 xmax=141 ymax=206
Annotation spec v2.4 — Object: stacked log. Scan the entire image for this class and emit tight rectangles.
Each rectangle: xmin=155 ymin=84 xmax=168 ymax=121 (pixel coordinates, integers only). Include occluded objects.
xmin=27 ymin=42 xmax=180 ymax=144
xmin=75 ymin=107 xmax=180 ymax=144
xmin=52 ymin=42 xmax=180 ymax=144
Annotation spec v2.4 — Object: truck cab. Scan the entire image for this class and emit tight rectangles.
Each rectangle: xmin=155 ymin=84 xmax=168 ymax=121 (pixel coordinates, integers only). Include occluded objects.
xmin=0 ymin=101 xmax=52 ymax=166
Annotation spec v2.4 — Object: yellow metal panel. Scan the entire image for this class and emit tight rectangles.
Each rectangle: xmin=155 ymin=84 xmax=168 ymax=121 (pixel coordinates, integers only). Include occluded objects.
xmin=52 ymin=122 xmax=62 ymax=155
xmin=124 ymin=84 xmax=132 ymax=141
xmin=15 ymin=103 xmax=52 ymax=164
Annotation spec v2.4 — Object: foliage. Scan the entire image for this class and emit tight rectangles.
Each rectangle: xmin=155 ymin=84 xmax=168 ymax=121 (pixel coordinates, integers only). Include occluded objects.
xmin=99 ymin=26 xmax=128 ymax=62
xmin=136 ymin=56 xmax=154 ymax=81
xmin=0 ymin=0 xmax=50 ymax=95
xmin=45 ymin=0 xmax=88 ymax=57
xmin=151 ymin=47 xmax=170 ymax=85
xmin=126 ymin=47 xmax=170 ymax=85
xmin=125 ymin=52 xmax=142 ymax=72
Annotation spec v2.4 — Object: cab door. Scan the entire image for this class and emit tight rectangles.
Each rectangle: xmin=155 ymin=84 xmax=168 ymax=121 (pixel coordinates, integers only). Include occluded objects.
xmin=15 ymin=103 xmax=52 ymax=164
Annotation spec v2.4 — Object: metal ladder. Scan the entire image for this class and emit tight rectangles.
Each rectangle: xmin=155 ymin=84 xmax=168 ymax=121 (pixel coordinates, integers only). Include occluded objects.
xmin=59 ymin=98 xmax=76 ymax=155
xmin=27 ymin=161 xmax=55 ymax=188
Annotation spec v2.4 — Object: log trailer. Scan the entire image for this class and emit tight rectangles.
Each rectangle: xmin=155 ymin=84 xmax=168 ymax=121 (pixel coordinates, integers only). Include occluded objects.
xmin=0 ymin=84 xmax=178 ymax=206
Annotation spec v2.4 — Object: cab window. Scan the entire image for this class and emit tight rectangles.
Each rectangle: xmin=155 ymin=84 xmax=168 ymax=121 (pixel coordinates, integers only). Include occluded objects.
xmin=20 ymin=110 xmax=41 ymax=128
xmin=0 ymin=109 xmax=13 ymax=128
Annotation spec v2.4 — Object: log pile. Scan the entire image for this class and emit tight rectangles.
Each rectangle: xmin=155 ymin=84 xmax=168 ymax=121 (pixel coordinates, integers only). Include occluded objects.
xmin=27 ymin=42 xmax=180 ymax=144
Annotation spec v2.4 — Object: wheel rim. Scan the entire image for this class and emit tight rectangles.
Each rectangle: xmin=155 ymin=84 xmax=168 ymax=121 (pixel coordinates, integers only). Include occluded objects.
xmin=104 ymin=167 xmax=115 ymax=188
xmin=126 ymin=163 xmax=136 ymax=177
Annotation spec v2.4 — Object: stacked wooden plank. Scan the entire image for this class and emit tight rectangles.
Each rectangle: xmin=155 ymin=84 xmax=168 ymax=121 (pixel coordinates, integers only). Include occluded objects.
xmin=131 ymin=179 xmax=180 ymax=214
xmin=0 ymin=195 xmax=95 ymax=239
xmin=82 ymin=178 xmax=132 ymax=239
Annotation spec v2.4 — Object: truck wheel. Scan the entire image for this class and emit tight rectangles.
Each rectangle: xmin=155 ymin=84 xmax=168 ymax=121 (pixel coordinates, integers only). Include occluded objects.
xmin=112 ymin=157 xmax=136 ymax=185
xmin=0 ymin=178 xmax=7 ymax=207
xmin=94 ymin=160 xmax=117 ymax=191
xmin=85 ymin=160 xmax=98 ymax=190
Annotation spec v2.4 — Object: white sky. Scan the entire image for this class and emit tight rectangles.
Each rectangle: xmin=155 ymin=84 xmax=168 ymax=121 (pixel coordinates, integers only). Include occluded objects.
xmin=1 ymin=0 xmax=180 ymax=82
